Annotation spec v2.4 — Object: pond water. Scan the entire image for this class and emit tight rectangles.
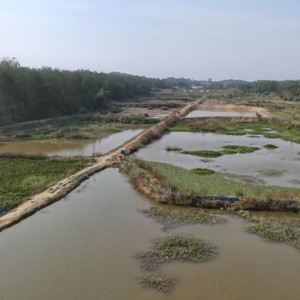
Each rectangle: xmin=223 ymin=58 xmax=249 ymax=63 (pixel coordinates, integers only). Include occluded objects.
xmin=136 ymin=132 xmax=300 ymax=187
xmin=0 ymin=129 xmax=142 ymax=156
xmin=185 ymin=110 xmax=257 ymax=118
xmin=0 ymin=168 xmax=299 ymax=300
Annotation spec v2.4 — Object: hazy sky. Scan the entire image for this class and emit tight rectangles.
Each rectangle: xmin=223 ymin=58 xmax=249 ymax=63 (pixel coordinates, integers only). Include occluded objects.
xmin=1 ymin=0 xmax=300 ymax=80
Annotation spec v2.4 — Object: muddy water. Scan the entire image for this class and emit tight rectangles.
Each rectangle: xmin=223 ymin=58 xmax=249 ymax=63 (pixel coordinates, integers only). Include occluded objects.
xmin=186 ymin=110 xmax=257 ymax=118
xmin=0 ymin=129 xmax=142 ymax=156
xmin=136 ymin=132 xmax=300 ymax=187
xmin=0 ymin=168 xmax=299 ymax=300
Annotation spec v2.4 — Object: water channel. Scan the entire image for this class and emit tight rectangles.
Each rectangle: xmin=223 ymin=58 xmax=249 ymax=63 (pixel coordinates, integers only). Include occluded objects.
xmin=0 ymin=168 xmax=299 ymax=300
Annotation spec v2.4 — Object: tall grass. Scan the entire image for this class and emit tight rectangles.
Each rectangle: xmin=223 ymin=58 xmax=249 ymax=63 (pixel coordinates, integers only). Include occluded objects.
xmin=0 ymin=156 xmax=89 ymax=211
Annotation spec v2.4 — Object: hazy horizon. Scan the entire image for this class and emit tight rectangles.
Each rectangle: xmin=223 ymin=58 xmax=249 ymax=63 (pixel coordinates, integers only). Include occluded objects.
xmin=1 ymin=0 xmax=300 ymax=81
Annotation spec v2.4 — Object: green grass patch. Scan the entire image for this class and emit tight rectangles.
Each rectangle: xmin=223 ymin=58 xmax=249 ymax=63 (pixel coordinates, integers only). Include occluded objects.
xmin=263 ymin=144 xmax=279 ymax=149
xmin=144 ymin=161 xmax=300 ymax=202
xmin=191 ymin=168 xmax=216 ymax=175
xmin=222 ymin=145 xmax=259 ymax=154
xmin=0 ymin=156 xmax=89 ymax=211
xmin=137 ymin=235 xmax=217 ymax=271
xmin=247 ymin=222 xmax=300 ymax=249
xmin=182 ymin=145 xmax=259 ymax=158
xmin=170 ymin=120 xmax=300 ymax=144
xmin=182 ymin=150 xmax=223 ymax=158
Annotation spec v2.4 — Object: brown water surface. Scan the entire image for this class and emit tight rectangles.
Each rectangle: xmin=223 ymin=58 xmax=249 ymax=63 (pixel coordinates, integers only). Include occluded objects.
xmin=0 ymin=129 xmax=142 ymax=156
xmin=0 ymin=169 xmax=299 ymax=300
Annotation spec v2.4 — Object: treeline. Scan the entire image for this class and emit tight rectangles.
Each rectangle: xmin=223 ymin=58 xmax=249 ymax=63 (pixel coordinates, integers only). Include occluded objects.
xmin=214 ymin=79 xmax=300 ymax=101
xmin=0 ymin=58 xmax=161 ymax=125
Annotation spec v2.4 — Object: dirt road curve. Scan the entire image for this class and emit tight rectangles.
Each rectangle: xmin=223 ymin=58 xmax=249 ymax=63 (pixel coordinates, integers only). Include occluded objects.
xmin=0 ymin=100 xmax=199 ymax=232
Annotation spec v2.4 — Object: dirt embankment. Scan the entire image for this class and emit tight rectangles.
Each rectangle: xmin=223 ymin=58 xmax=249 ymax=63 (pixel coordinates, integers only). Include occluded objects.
xmin=0 ymin=100 xmax=199 ymax=232
xmin=195 ymin=101 xmax=272 ymax=118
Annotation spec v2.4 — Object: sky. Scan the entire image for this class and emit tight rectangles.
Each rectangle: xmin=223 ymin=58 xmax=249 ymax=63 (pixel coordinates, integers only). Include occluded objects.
xmin=1 ymin=0 xmax=300 ymax=81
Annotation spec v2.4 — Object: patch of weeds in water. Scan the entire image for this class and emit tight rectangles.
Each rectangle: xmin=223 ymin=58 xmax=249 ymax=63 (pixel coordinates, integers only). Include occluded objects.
xmin=165 ymin=145 xmax=182 ymax=152
xmin=191 ymin=168 xmax=216 ymax=175
xmin=137 ymin=235 xmax=217 ymax=271
xmin=182 ymin=150 xmax=223 ymax=158
xmin=182 ymin=145 xmax=259 ymax=158
xmin=258 ymin=169 xmax=286 ymax=177
xmin=289 ymin=179 xmax=300 ymax=185
xmin=248 ymin=135 xmax=261 ymax=138
xmin=247 ymin=222 xmax=300 ymax=249
xmin=263 ymin=144 xmax=278 ymax=149
xmin=139 ymin=274 xmax=176 ymax=293
xmin=222 ymin=145 xmax=260 ymax=154
xmin=143 ymin=206 xmax=216 ymax=226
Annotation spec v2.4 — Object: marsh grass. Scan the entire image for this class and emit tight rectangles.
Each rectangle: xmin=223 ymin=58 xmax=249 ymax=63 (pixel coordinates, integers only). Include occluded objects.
xmin=0 ymin=156 xmax=89 ymax=211
xmin=247 ymin=222 xmax=300 ymax=249
xmin=138 ymin=274 xmax=176 ymax=293
xmin=182 ymin=150 xmax=223 ymax=158
xmin=182 ymin=145 xmax=259 ymax=158
xmin=191 ymin=168 xmax=215 ymax=175
xmin=263 ymin=144 xmax=278 ymax=149
xmin=170 ymin=120 xmax=300 ymax=144
xmin=137 ymin=235 xmax=217 ymax=271
xmin=222 ymin=145 xmax=259 ymax=154
xmin=143 ymin=206 xmax=216 ymax=226
xmin=165 ymin=145 xmax=182 ymax=152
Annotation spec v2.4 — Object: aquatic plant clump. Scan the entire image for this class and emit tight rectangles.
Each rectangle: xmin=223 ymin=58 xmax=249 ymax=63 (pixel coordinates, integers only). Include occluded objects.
xmin=143 ymin=206 xmax=216 ymax=226
xmin=137 ymin=235 xmax=217 ymax=271
xmin=165 ymin=145 xmax=182 ymax=152
xmin=191 ymin=168 xmax=216 ymax=175
xmin=263 ymin=144 xmax=278 ymax=149
xmin=138 ymin=274 xmax=176 ymax=293
xmin=222 ymin=145 xmax=260 ymax=154
xmin=247 ymin=222 xmax=300 ymax=249
xmin=182 ymin=150 xmax=223 ymax=158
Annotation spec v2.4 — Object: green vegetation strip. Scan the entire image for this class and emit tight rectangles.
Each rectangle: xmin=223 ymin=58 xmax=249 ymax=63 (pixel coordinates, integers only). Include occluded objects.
xmin=143 ymin=206 xmax=216 ymax=226
xmin=145 ymin=161 xmax=300 ymax=202
xmin=182 ymin=145 xmax=259 ymax=158
xmin=191 ymin=168 xmax=215 ymax=175
xmin=247 ymin=222 xmax=300 ymax=249
xmin=137 ymin=235 xmax=217 ymax=271
xmin=182 ymin=150 xmax=223 ymax=158
xmin=0 ymin=156 xmax=89 ymax=210
xmin=170 ymin=120 xmax=300 ymax=144
xmin=263 ymin=144 xmax=278 ymax=149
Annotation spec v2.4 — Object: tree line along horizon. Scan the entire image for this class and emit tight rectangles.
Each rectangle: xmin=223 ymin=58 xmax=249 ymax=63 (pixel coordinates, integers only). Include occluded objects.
xmin=0 ymin=57 xmax=299 ymax=126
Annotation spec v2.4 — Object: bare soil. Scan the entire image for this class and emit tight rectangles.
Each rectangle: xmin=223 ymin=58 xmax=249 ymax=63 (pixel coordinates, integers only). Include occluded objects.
xmin=195 ymin=100 xmax=272 ymax=118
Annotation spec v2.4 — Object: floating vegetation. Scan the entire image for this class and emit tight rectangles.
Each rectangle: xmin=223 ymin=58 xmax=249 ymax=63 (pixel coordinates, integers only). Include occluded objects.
xmin=182 ymin=150 xmax=223 ymax=158
xmin=247 ymin=222 xmax=300 ymax=249
xmin=138 ymin=274 xmax=176 ymax=293
xmin=143 ymin=206 xmax=216 ymax=226
xmin=258 ymin=169 xmax=286 ymax=177
xmin=289 ymin=179 xmax=300 ymax=185
xmin=137 ymin=235 xmax=217 ymax=271
xmin=222 ymin=145 xmax=260 ymax=154
xmin=263 ymin=144 xmax=278 ymax=149
xmin=191 ymin=168 xmax=216 ymax=175
xmin=182 ymin=145 xmax=259 ymax=158
xmin=165 ymin=145 xmax=182 ymax=152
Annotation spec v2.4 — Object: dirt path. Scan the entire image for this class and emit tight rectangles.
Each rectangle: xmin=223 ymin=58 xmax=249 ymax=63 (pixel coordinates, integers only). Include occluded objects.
xmin=0 ymin=100 xmax=198 ymax=232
